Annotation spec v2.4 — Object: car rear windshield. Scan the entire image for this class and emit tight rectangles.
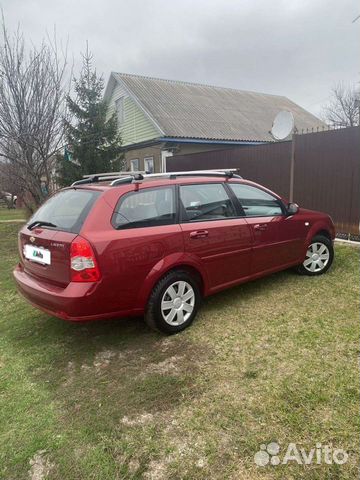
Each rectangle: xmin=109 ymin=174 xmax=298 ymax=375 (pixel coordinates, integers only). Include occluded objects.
xmin=28 ymin=189 xmax=101 ymax=233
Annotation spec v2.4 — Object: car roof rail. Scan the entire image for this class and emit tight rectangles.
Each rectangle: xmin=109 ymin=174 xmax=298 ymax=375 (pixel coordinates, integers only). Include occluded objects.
xmin=144 ymin=169 xmax=242 ymax=180
xmin=71 ymin=175 xmax=100 ymax=186
xmin=71 ymin=169 xmax=241 ymax=187
xmin=82 ymin=171 xmax=146 ymax=179
xmin=110 ymin=174 xmax=144 ymax=186
xmin=71 ymin=172 xmax=145 ymax=187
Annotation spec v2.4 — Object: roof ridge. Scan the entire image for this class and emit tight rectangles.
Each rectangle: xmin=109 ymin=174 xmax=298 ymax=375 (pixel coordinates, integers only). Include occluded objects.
xmin=112 ymin=72 xmax=288 ymax=99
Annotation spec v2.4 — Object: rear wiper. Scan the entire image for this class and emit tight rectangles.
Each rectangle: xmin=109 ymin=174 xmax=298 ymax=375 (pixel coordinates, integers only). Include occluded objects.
xmin=27 ymin=220 xmax=57 ymax=231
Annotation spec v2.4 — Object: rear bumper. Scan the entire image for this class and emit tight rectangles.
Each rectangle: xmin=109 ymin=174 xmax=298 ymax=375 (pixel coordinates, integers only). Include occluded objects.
xmin=13 ymin=265 xmax=137 ymax=321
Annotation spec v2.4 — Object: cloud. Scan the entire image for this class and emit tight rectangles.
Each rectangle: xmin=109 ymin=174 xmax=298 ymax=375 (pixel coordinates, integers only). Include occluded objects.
xmin=1 ymin=0 xmax=359 ymax=115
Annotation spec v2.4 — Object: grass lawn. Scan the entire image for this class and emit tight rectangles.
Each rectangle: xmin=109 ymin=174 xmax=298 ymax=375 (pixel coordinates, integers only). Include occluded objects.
xmin=0 ymin=222 xmax=358 ymax=479
xmin=0 ymin=207 xmax=27 ymax=221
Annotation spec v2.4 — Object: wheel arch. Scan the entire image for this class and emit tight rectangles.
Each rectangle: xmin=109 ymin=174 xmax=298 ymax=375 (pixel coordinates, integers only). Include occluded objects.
xmin=313 ymin=229 xmax=332 ymax=241
xmin=306 ymin=222 xmax=334 ymax=245
xmin=165 ymin=264 xmax=205 ymax=295
xmin=136 ymin=254 xmax=208 ymax=310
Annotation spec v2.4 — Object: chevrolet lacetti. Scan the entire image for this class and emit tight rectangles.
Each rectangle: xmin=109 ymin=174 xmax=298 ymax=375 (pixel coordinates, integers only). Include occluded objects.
xmin=13 ymin=171 xmax=335 ymax=334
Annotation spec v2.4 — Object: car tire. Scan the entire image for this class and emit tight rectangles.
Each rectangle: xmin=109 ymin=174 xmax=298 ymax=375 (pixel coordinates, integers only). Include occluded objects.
xmin=296 ymin=234 xmax=334 ymax=276
xmin=144 ymin=270 xmax=201 ymax=334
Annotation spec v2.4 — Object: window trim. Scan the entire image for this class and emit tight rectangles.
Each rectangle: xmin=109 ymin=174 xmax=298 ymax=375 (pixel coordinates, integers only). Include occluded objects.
xmin=178 ymin=182 xmax=239 ymax=224
xmin=227 ymin=182 xmax=287 ymax=218
xmin=144 ymin=156 xmax=154 ymax=174
xmin=111 ymin=185 xmax=177 ymax=230
xmin=130 ymin=158 xmax=139 ymax=172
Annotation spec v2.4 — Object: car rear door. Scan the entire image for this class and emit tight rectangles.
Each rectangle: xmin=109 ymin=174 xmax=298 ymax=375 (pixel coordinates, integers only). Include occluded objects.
xmin=107 ymin=185 xmax=184 ymax=310
xmin=179 ymin=182 xmax=252 ymax=291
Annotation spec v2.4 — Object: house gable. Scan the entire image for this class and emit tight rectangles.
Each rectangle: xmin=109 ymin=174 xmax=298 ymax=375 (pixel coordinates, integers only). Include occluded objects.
xmin=114 ymin=73 xmax=325 ymax=143
xmin=105 ymin=74 xmax=161 ymax=146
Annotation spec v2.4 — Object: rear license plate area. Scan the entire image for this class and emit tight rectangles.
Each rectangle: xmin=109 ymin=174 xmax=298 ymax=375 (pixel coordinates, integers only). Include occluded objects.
xmin=24 ymin=245 xmax=51 ymax=265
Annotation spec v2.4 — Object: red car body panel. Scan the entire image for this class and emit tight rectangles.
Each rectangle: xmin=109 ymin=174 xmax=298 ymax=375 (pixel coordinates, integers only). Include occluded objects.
xmin=13 ymin=177 xmax=335 ymax=321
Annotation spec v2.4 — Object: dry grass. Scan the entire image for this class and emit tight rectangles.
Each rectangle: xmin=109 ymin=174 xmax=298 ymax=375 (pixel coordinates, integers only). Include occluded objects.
xmin=0 ymin=222 xmax=358 ymax=479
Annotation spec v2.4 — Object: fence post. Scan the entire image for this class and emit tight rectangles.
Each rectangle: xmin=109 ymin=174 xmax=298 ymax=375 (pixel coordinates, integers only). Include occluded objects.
xmin=289 ymin=133 xmax=296 ymax=202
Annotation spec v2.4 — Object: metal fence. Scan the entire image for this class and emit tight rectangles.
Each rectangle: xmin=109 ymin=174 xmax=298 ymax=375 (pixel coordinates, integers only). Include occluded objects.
xmin=167 ymin=126 xmax=360 ymax=238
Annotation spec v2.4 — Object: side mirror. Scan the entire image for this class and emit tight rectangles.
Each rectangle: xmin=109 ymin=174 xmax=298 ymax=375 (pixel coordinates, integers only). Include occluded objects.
xmin=287 ymin=202 xmax=299 ymax=215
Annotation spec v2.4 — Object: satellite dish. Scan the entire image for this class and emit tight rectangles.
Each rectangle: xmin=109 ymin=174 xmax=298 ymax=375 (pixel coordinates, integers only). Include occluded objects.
xmin=271 ymin=111 xmax=294 ymax=140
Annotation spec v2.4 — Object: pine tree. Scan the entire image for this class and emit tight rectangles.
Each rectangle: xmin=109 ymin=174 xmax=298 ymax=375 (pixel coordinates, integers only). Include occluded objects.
xmin=58 ymin=48 xmax=123 ymax=186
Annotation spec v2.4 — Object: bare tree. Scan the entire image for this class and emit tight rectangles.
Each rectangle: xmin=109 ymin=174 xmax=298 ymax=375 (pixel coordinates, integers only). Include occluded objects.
xmin=322 ymin=83 xmax=360 ymax=127
xmin=0 ymin=161 xmax=20 ymax=208
xmin=0 ymin=16 xmax=70 ymax=212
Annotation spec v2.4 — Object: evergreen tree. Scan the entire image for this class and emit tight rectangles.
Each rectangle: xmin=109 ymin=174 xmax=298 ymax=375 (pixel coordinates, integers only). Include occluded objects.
xmin=58 ymin=48 xmax=123 ymax=186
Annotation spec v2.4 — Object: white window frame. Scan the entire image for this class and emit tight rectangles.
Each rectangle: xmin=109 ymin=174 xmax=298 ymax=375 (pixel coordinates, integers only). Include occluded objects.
xmin=144 ymin=156 xmax=154 ymax=174
xmin=130 ymin=159 xmax=139 ymax=172
xmin=161 ymin=150 xmax=173 ymax=172
xmin=115 ymin=97 xmax=124 ymax=125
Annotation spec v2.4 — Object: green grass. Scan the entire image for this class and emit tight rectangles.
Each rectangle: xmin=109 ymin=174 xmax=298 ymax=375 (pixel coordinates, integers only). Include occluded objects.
xmin=0 ymin=207 xmax=27 ymax=221
xmin=0 ymin=222 xmax=358 ymax=479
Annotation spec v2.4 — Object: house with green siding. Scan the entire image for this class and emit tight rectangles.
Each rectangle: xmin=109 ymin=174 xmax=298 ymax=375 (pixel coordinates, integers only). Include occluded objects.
xmin=104 ymin=73 xmax=324 ymax=173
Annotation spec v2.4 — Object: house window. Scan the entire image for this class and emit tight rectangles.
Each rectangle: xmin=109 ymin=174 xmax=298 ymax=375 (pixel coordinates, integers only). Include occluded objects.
xmin=115 ymin=97 xmax=124 ymax=124
xmin=144 ymin=157 xmax=154 ymax=174
xmin=130 ymin=159 xmax=139 ymax=172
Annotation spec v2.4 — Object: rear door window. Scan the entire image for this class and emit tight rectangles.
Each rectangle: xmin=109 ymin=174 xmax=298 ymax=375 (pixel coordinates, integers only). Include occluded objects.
xmin=28 ymin=189 xmax=101 ymax=233
xmin=229 ymin=184 xmax=283 ymax=217
xmin=112 ymin=187 xmax=176 ymax=229
xmin=180 ymin=183 xmax=236 ymax=222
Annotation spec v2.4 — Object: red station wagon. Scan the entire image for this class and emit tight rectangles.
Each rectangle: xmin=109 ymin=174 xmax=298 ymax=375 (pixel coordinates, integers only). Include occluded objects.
xmin=13 ymin=170 xmax=335 ymax=333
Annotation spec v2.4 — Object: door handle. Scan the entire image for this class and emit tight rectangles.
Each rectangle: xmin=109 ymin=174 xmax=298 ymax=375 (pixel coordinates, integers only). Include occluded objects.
xmin=190 ymin=230 xmax=209 ymax=239
xmin=254 ymin=224 xmax=268 ymax=231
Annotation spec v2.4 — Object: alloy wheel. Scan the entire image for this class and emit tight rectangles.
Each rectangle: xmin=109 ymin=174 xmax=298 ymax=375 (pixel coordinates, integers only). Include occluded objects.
xmin=161 ymin=281 xmax=195 ymax=326
xmin=303 ymin=242 xmax=330 ymax=273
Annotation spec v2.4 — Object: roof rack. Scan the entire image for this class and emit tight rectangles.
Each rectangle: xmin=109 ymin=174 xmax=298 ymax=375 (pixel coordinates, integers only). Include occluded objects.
xmin=71 ymin=175 xmax=101 ymax=186
xmin=82 ymin=171 xmax=146 ymax=178
xmin=71 ymin=169 xmax=242 ymax=187
xmin=143 ymin=169 xmax=241 ymax=180
xmin=71 ymin=172 xmax=144 ymax=187
xmin=111 ymin=173 xmax=144 ymax=186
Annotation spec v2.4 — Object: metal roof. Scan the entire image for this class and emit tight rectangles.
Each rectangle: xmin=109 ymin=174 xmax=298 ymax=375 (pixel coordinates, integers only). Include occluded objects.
xmin=112 ymin=73 xmax=325 ymax=143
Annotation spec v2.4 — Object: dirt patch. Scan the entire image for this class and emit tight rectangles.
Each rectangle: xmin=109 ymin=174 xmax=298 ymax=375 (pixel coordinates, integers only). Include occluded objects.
xmin=128 ymin=458 xmax=141 ymax=473
xmin=93 ymin=349 xmax=117 ymax=372
xmin=28 ymin=450 xmax=54 ymax=480
xmin=144 ymin=355 xmax=183 ymax=376
xmin=62 ymin=361 xmax=75 ymax=387
xmin=143 ymin=459 xmax=170 ymax=480
xmin=121 ymin=412 xmax=154 ymax=427
xmin=156 ymin=337 xmax=178 ymax=353
xmin=195 ymin=457 xmax=207 ymax=468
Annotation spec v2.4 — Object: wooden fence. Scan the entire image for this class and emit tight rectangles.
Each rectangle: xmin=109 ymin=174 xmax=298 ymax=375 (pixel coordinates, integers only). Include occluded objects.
xmin=167 ymin=126 xmax=360 ymax=237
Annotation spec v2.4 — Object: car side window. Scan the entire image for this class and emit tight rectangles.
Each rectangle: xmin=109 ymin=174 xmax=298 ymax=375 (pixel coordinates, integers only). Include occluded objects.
xmin=180 ymin=183 xmax=236 ymax=222
xmin=230 ymin=184 xmax=283 ymax=217
xmin=112 ymin=187 xmax=176 ymax=229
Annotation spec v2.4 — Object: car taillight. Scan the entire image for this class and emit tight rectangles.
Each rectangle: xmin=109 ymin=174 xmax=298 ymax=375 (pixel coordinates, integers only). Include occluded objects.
xmin=70 ymin=236 xmax=101 ymax=282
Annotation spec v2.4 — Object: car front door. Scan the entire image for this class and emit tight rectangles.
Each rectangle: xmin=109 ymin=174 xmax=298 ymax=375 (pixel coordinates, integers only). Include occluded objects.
xmin=179 ymin=182 xmax=252 ymax=292
xmin=228 ymin=183 xmax=287 ymax=275
xmin=276 ymin=209 xmax=309 ymax=265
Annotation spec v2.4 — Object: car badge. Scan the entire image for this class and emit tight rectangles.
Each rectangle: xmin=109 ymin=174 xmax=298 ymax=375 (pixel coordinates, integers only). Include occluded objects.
xmin=30 ymin=236 xmax=35 ymax=243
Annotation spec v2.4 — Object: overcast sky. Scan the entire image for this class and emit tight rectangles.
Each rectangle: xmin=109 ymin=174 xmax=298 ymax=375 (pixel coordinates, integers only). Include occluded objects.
xmin=1 ymin=0 xmax=359 ymax=117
